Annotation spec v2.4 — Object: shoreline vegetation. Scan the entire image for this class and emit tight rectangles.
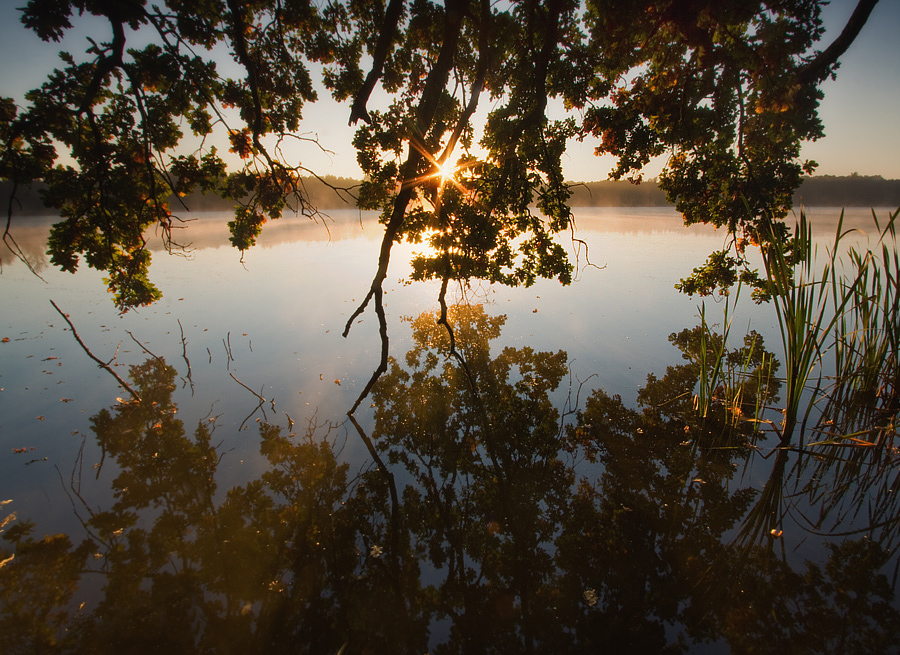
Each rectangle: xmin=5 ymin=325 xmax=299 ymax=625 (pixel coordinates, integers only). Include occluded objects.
xmin=2 ymin=175 xmax=899 ymax=216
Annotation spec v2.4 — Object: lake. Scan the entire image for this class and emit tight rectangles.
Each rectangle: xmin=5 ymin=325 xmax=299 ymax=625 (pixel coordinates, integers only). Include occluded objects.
xmin=1 ymin=206 xmax=899 ymax=653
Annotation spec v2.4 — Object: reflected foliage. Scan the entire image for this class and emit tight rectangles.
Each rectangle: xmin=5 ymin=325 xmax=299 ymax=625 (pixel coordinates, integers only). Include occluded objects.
xmin=371 ymin=306 xmax=573 ymax=651
xmin=2 ymin=309 xmax=900 ymax=652
xmin=1 ymin=357 xmax=399 ymax=654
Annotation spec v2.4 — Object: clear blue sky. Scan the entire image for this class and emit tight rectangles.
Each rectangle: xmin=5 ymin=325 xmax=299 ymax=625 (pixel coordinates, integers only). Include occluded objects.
xmin=798 ymin=0 xmax=900 ymax=179
xmin=1 ymin=0 xmax=897 ymax=180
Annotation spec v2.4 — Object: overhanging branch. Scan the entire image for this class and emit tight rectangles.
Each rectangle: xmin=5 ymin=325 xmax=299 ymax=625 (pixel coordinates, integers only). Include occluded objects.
xmin=798 ymin=0 xmax=879 ymax=85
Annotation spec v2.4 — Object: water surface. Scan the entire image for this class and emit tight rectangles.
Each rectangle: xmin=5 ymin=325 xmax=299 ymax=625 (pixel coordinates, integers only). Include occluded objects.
xmin=1 ymin=207 xmax=898 ymax=653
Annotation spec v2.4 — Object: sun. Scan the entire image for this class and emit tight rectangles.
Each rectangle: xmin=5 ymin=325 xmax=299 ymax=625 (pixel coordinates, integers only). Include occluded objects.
xmin=436 ymin=158 xmax=458 ymax=186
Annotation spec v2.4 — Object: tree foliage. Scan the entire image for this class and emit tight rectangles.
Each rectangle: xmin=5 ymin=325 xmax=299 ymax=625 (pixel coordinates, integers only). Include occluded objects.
xmin=0 ymin=0 xmax=878 ymax=308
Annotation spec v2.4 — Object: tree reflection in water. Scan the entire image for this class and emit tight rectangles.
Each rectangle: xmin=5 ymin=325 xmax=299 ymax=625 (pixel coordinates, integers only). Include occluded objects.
xmin=2 ymin=305 xmax=899 ymax=653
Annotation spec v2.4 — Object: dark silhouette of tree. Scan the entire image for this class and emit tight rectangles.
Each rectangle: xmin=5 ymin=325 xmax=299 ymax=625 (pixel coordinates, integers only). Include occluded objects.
xmin=3 ymin=315 xmax=899 ymax=653
xmin=0 ymin=2 xmax=881 ymax=351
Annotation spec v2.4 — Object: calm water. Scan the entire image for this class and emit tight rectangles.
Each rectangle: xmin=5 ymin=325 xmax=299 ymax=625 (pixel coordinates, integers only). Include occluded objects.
xmin=1 ymin=207 xmax=898 ymax=653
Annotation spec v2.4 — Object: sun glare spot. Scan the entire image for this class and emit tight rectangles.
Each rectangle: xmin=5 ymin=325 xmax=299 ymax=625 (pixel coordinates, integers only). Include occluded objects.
xmin=436 ymin=158 xmax=458 ymax=186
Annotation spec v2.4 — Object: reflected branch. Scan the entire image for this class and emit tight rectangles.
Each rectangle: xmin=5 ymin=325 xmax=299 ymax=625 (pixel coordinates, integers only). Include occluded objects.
xmin=347 ymin=287 xmax=389 ymax=416
xmin=229 ymin=372 xmax=271 ymax=429
xmin=346 ymin=412 xmax=413 ymax=638
xmin=50 ymin=299 xmax=140 ymax=402
xmin=347 ymin=414 xmax=401 ymax=558
xmin=177 ymin=318 xmax=194 ymax=395
xmin=125 ymin=330 xmax=163 ymax=363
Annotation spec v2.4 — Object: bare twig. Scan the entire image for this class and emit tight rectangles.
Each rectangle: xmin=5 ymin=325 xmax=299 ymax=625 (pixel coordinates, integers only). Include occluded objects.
xmin=50 ymin=300 xmax=140 ymax=402
xmin=230 ymin=372 xmax=268 ymax=430
xmin=177 ymin=318 xmax=194 ymax=394
xmin=223 ymin=332 xmax=234 ymax=369
xmin=229 ymin=372 xmax=266 ymax=404
xmin=3 ymin=180 xmax=48 ymax=281
xmin=126 ymin=330 xmax=163 ymax=362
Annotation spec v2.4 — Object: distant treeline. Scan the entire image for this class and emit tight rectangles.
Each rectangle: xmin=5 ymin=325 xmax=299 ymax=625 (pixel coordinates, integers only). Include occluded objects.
xmin=2 ymin=174 xmax=898 ymax=214
xmin=172 ymin=175 xmax=360 ymax=211
xmin=566 ymin=179 xmax=669 ymax=206
xmin=565 ymin=175 xmax=900 ymax=207
xmin=792 ymin=175 xmax=900 ymax=208
xmin=0 ymin=175 xmax=359 ymax=215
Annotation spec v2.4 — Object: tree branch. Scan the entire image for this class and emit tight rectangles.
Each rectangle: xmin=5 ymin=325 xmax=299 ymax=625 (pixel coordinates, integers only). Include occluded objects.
xmin=78 ymin=16 xmax=127 ymax=115
xmin=350 ymin=0 xmax=406 ymax=125
xmin=798 ymin=0 xmax=879 ymax=85
xmin=343 ymin=0 xmax=470 ymax=344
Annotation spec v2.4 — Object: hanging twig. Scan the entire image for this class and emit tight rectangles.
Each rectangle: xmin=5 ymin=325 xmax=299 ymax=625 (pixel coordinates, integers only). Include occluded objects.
xmin=3 ymin=177 xmax=48 ymax=282
xmin=50 ymin=299 xmax=140 ymax=402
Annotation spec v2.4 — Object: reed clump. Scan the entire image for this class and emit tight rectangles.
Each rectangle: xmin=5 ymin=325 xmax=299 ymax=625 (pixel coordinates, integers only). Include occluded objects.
xmin=817 ymin=210 xmax=900 ymax=446
xmin=697 ymin=207 xmax=899 ymax=447
xmin=709 ymin=208 xmax=899 ymax=549
xmin=770 ymin=208 xmax=898 ymax=446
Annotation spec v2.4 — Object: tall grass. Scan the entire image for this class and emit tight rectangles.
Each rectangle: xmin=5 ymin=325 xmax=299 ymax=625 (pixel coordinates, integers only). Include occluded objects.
xmin=701 ymin=208 xmax=900 ymax=548
xmin=698 ymin=207 xmax=899 ymax=445
xmin=818 ymin=209 xmax=900 ymax=442
xmin=782 ymin=209 xmax=900 ymax=556
xmin=694 ymin=291 xmax=781 ymax=435
xmin=760 ymin=210 xmax=864 ymax=442
xmin=696 ymin=296 xmax=735 ymax=421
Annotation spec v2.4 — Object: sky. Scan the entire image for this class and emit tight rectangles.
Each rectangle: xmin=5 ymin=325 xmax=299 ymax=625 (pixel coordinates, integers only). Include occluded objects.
xmin=0 ymin=0 xmax=898 ymax=181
